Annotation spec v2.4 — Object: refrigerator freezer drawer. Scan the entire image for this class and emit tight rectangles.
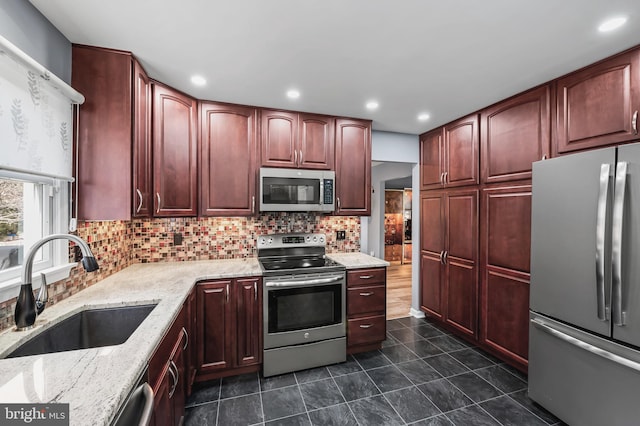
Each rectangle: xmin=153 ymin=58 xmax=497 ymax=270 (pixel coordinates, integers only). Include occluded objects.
xmin=529 ymin=313 xmax=640 ymax=426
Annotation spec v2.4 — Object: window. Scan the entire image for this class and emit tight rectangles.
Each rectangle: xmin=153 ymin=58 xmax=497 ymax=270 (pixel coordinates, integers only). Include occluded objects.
xmin=0 ymin=171 xmax=70 ymax=299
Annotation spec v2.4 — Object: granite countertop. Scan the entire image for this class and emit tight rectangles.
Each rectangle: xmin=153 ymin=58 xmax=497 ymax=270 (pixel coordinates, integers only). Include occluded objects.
xmin=327 ymin=252 xmax=390 ymax=269
xmin=0 ymin=252 xmax=386 ymax=425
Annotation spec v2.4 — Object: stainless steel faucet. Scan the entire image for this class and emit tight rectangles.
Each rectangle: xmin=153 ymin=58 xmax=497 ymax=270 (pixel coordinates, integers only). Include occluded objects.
xmin=14 ymin=234 xmax=99 ymax=330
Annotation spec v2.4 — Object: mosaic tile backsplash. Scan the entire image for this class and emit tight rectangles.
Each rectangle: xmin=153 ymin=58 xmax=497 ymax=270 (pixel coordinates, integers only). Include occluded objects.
xmin=0 ymin=213 xmax=360 ymax=331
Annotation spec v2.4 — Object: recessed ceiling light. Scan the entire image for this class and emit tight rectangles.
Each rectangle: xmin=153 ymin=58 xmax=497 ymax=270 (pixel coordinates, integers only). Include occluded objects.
xmin=418 ymin=113 xmax=430 ymax=121
xmin=190 ymin=75 xmax=207 ymax=86
xmin=598 ymin=16 xmax=627 ymax=32
xmin=287 ymin=89 xmax=300 ymax=99
xmin=366 ymin=101 xmax=379 ymax=110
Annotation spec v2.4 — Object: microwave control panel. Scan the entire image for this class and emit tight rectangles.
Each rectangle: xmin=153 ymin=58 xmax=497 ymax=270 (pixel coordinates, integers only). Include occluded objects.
xmin=323 ymin=179 xmax=334 ymax=204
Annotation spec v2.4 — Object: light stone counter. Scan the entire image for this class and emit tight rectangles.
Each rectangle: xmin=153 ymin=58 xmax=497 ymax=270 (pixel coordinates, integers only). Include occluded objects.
xmin=0 ymin=258 xmax=261 ymax=426
xmin=328 ymin=252 xmax=390 ymax=269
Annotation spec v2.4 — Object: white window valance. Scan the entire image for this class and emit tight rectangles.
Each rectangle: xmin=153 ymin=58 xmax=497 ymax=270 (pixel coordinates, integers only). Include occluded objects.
xmin=0 ymin=35 xmax=84 ymax=181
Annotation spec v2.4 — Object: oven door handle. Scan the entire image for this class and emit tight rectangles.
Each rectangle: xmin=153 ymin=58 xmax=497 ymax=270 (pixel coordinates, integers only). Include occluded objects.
xmin=265 ymin=276 xmax=343 ymax=287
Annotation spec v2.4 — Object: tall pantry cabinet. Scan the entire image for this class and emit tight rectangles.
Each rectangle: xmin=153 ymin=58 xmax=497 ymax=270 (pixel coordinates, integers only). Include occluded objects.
xmin=420 ymin=85 xmax=550 ymax=371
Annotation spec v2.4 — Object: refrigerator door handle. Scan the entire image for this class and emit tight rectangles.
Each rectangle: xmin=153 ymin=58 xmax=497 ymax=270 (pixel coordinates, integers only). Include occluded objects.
xmin=596 ymin=163 xmax=611 ymax=321
xmin=532 ymin=318 xmax=640 ymax=373
xmin=612 ymin=161 xmax=628 ymax=326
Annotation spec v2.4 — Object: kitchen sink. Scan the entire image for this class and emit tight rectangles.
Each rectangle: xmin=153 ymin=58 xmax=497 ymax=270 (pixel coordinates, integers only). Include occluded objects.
xmin=5 ymin=304 xmax=157 ymax=358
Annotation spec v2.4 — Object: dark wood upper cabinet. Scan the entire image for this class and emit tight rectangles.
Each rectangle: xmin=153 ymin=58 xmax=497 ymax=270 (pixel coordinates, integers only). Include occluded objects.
xmin=199 ymin=102 xmax=258 ymax=216
xmin=420 ymin=114 xmax=478 ymax=191
xmin=335 ymin=118 xmax=372 ymax=215
xmin=133 ymin=59 xmax=152 ymax=217
xmin=481 ymin=85 xmax=550 ymax=183
xmin=152 ymin=82 xmax=198 ymax=216
xmin=444 ymin=114 xmax=479 ymax=188
xmin=420 ymin=129 xmax=444 ymax=190
xmin=72 ymin=45 xmax=138 ymax=220
xmin=298 ymin=113 xmax=334 ymax=169
xmin=261 ymin=110 xmax=334 ymax=169
xmin=555 ymin=48 xmax=640 ymax=154
xmin=261 ymin=110 xmax=298 ymax=168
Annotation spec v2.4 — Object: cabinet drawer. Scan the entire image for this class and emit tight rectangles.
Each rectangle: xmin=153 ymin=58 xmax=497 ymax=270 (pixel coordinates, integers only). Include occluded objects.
xmin=149 ymin=309 xmax=185 ymax=389
xmin=347 ymin=315 xmax=386 ymax=346
xmin=347 ymin=268 xmax=386 ymax=287
xmin=347 ymin=285 xmax=385 ymax=316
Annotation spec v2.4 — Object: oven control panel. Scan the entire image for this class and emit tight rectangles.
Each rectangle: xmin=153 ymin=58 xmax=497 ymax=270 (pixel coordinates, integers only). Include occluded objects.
xmin=258 ymin=233 xmax=326 ymax=248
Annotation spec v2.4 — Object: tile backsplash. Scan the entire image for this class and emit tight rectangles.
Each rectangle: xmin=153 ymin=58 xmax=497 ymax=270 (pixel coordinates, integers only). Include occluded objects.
xmin=0 ymin=213 xmax=360 ymax=331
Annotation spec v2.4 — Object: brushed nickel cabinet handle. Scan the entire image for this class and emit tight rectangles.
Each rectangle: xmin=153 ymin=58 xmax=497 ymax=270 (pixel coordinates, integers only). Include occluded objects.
xmin=168 ymin=361 xmax=178 ymax=398
xmin=156 ymin=193 xmax=160 ymax=214
xmin=136 ymin=189 xmax=143 ymax=213
xmin=254 ymin=282 xmax=257 ymax=301
xmin=443 ymin=251 xmax=448 ymax=265
xmin=542 ymin=155 xmax=547 ymax=160
xmin=440 ymin=172 xmax=445 ymax=185
xmin=226 ymin=283 xmax=230 ymax=304
xmin=299 ymin=149 xmax=303 ymax=165
xmin=359 ymin=324 xmax=373 ymax=329
xmin=633 ymin=110 xmax=638 ymax=135
xmin=337 ymin=197 xmax=341 ymax=211
xmin=294 ymin=150 xmax=298 ymax=165
xmin=443 ymin=171 xmax=448 ymax=184
xmin=359 ymin=292 xmax=374 ymax=296
xmin=359 ymin=275 xmax=373 ymax=279
xmin=181 ymin=326 xmax=188 ymax=351
xmin=251 ymin=196 xmax=255 ymax=214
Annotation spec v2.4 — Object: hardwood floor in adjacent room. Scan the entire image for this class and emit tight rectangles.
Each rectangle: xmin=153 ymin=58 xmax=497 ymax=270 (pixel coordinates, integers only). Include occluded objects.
xmin=387 ymin=263 xmax=412 ymax=320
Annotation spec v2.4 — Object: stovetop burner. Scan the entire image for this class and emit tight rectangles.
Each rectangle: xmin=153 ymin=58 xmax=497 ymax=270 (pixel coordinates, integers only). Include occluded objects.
xmin=257 ymin=233 xmax=345 ymax=276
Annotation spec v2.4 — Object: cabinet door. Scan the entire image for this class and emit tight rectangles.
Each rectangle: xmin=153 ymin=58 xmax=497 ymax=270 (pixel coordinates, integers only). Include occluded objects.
xmin=335 ymin=118 xmax=372 ymax=215
xmin=420 ymin=129 xmax=444 ymax=190
xmin=235 ymin=278 xmax=262 ymax=367
xmin=298 ymin=113 xmax=334 ymax=169
xmin=421 ymin=253 xmax=443 ymax=319
xmin=444 ymin=114 xmax=479 ymax=188
xmin=132 ymin=59 xmax=152 ymax=217
xmin=151 ymin=367 xmax=172 ymax=426
xmin=72 ymin=46 xmax=133 ymax=220
xmin=556 ymin=49 xmax=640 ymax=154
xmin=444 ymin=189 xmax=478 ymax=338
xmin=197 ymin=281 xmax=234 ymax=372
xmin=480 ymin=184 xmax=532 ymax=369
xmin=200 ymin=102 xmax=258 ymax=216
xmin=420 ymin=193 xmax=444 ymax=318
xmin=185 ymin=290 xmax=197 ymax=396
xmin=152 ymin=83 xmax=197 ymax=216
xmin=481 ymin=86 xmax=550 ymax=183
xmin=261 ymin=110 xmax=298 ymax=168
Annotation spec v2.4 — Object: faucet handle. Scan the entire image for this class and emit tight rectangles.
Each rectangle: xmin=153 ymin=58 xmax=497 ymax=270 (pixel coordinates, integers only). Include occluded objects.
xmin=36 ymin=273 xmax=49 ymax=315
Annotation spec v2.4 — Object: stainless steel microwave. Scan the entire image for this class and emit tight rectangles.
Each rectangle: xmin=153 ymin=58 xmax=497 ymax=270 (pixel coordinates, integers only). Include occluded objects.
xmin=259 ymin=167 xmax=335 ymax=212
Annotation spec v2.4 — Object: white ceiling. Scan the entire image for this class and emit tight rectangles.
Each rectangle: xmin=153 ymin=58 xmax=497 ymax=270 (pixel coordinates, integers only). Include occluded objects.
xmin=30 ymin=0 xmax=640 ymax=135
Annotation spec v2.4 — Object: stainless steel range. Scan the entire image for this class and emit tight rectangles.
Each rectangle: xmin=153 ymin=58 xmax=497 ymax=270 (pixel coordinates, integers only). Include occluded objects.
xmin=258 ymin=233 xmax=346 ymax=377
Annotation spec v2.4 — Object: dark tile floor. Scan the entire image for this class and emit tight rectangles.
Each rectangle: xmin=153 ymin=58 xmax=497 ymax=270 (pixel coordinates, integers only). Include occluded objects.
xmin=185 ymin=316 xmax=565 ymax=426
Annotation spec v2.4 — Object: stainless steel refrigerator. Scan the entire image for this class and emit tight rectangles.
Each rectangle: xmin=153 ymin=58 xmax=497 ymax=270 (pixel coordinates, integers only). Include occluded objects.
xmin=530 ymin=142 xmax=640 ymax=426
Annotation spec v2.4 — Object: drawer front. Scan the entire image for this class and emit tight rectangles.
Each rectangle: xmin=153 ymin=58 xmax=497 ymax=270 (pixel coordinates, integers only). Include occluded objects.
xmin=347 ymin=268 xmax=386 ymax=287
xmin=347 ymin=285 xmax=385 ymax=316
xmin=347 ymin=315 xmax=386 ymax=346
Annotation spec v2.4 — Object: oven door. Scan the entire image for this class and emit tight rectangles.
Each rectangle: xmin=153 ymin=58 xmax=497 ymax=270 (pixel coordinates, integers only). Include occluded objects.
xmin=263 ymin=272 xmax=346 ymax=349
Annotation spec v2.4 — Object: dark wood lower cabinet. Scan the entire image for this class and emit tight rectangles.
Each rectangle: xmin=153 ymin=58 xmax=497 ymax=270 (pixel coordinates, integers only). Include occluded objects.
xmin=346 ymin=267 xmax=387 ymax=354
xmin=149 ymin=300 xmax=189 ymax=426
xmin=479 ymin=184 xmax=532 ymax=371
xmin=196 ymin=277 xmax=262 ymax=381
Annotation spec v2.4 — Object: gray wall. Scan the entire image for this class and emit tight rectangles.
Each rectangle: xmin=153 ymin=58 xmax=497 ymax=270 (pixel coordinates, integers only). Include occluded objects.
xmin=0 ymin=0 xmax=71 ymax=83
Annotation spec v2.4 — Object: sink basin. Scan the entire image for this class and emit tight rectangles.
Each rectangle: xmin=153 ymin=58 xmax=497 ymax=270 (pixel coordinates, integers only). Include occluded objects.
xmin=6 ymin=304 xmax=157 ymax=358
